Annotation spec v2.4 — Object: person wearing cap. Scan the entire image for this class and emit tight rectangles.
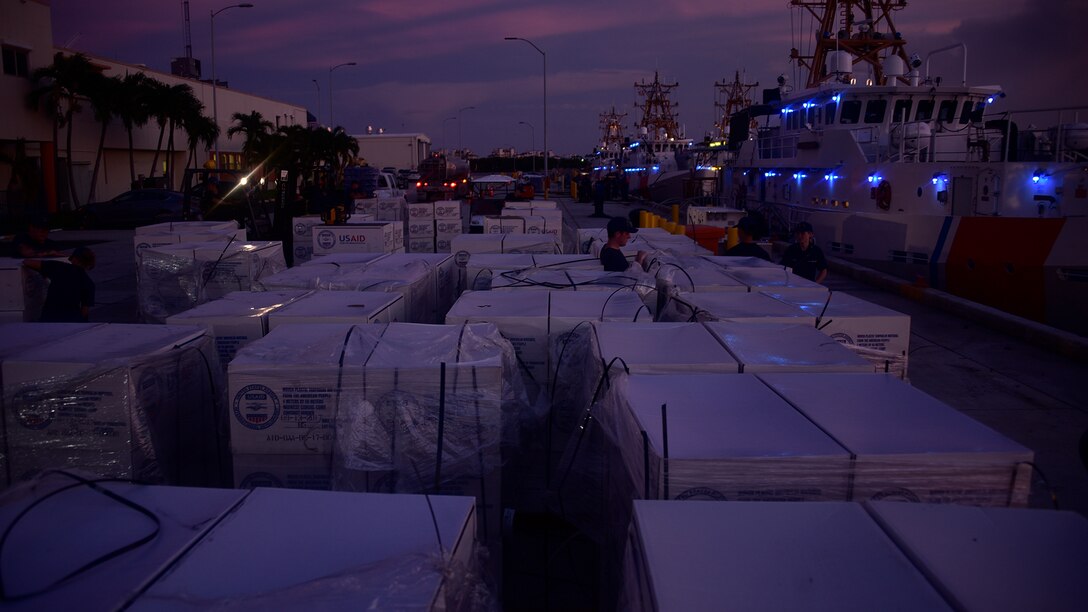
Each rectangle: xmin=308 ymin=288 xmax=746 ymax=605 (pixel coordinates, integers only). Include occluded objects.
xmin=780 ymin=221 xmax=828 ymax=283
xmin=23 ymin=246 xmax=96 ymax=322
xmin=600 ymin=216 xmax=647 ymax=272
xmin=724 ymin=216 xmax=771 ymax=261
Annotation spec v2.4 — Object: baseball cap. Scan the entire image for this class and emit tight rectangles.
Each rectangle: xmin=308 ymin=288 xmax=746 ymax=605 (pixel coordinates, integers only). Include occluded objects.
xmin=793 ymin=221 xmax=814 ymax=234
xmin=607 ymin=216 xmax=637 ymax=235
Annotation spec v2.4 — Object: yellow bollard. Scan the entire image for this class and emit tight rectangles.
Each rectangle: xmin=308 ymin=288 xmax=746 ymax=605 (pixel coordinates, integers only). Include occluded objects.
xmin=671 ymin=204 xmax=680 ymax=224
xmin=663 ymin=221 xmax=676 ymax=233
xmin=672 ymin=224 xmax=686 ymax=236
xmin=639 ymin=210 xmax=649 ymax=228
xmin=726 ymin=226 xmax=740 ymax=249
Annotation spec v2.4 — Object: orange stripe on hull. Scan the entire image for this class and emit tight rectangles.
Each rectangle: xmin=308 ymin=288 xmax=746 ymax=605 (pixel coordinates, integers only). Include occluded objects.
xmin=945 ymin=218 xmax=1065 ymax=322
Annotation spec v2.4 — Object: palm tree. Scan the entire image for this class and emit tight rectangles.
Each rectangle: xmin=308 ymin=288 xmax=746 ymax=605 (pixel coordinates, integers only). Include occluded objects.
xmin=27 ymin=52 xmax=100 ymax=208
xmin=227 ymin=111 xmax=275 ymax=169
xmin=326 ymin=126 xmax=360 ymax=182
xmin=116 ymin=72 xmax=153 ymax=186
xmin=144 ymin=79 xmax=171 ymax=180
xmin=165 ymin=86 xmax=203 ymax=187
xmin=184 ymin=114 xmax=219 ymax=173
xmin=85 ymin=73 xmax=123 ymax=202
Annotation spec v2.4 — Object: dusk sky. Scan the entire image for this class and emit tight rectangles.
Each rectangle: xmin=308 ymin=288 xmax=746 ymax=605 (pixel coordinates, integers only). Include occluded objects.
xmin=50 ymin=0 xmax=1087 ymax=156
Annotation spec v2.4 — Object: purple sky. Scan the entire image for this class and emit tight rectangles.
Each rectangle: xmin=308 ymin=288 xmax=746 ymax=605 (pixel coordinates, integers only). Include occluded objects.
xmin=50 ymin=0 xmax=1087 ymax=156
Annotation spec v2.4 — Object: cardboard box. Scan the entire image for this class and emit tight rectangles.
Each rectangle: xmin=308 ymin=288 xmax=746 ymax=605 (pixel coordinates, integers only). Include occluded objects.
xmin=133 ymin=228 xmax=246 ymax=255
xmin=408 ymin=237 xmax=436 ymax=253
xmin=724 ymin=267 xmax=828 ymax=295
xmin=266 ymin=291 xmax=406 ymax=328
xmin=704 ymin=321 xmax=873 ymax=373
xmin=312 ymin=222 xmax=403 ymax=255
xmin=0 ymin=475 xmax=247 ymax=612
xmin=3 ymin=324 xmax=223 ymax=484
xmin=435 ymin=219 xmax=464 ymax=235
xmin=758 ymin=372 xmax=1034 ymax=506
xmin=622 ymin=501 xmax=948 ymax=611
xmin=446 ymin=290 xmax=551 ymax=386
xmin=435 ymin=232 xmax=461 ymax=254
xmin=231 ymin=452 xmax=333 ymax=490
xmin=166 ymin=290 xmax=312 ymax=366
xmin=408 ymin=220 xmax=436 ymax=237
xmin=433 ymin=200 xmax=463 ymax=219
xmin=128 ymin=488 xmax=477 ymax=611
xmin=375 ymin=197 xmax=406 ymax=221
xmin=450 ymin=233 xmax=559 ymax=255
xmin=135 ymin=220 xmax=239 ymax=234
xmin=660 ymin=291 xmax=813 ymax=325
xmin=407 ymin=201 xmax=435 ymax=220
xmin=484 ymin=216 xmax=527 ymax=234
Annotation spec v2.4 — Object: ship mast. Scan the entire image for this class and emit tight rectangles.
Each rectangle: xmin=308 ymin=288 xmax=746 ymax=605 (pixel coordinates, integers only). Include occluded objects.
xmin=599 ymin=105 xmax=628 ymax=150
xmin=634 ymin=72 xmax=682 ymax=140
xmin=713 ymin=70 xmax=759 ymax=140
xmin=790 ymin=0 xmax=911 ymax=88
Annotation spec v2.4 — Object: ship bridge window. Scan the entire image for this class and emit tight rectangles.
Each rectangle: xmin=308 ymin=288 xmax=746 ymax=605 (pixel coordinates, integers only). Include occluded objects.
xmin=958 ymin=101 xmax=974 ymax=124
xmin=938 ymin=100 xmax=957 ymax=122
xmin=915 ymin=99 xmax=934 ymax=121
xmin=825 ymin=100 xmax=838 ymax=124
xmin=807 ymin=105 xmax=820 ymax=126
xmin=864 ymin=99 xmax=887 ymax=123
xmin=970 ymin=101 xmax=986 ymax=123
xmin=840 ymin=100 xmax=862 ymax=124
xmin=893 ymin=99 xmax=912 ymax=122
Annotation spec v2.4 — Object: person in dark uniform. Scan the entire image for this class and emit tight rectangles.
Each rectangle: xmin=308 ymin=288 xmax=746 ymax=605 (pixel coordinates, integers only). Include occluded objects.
xmin=724 ymin=217 xmax=770 ymax=260
xmin=23 ymin=247 xmax=96 ymax=322
xmin=780 ymin=221 xmax=828 ymax=283
xmin=600 ymin=216 xmax=647 ymax=272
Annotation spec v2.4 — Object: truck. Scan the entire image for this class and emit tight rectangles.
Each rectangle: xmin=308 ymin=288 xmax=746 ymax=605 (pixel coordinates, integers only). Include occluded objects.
xmin=415 ymin=154 xmax=470 ymax=202
xmin=344 ymin=166 xmax=404 ymax=199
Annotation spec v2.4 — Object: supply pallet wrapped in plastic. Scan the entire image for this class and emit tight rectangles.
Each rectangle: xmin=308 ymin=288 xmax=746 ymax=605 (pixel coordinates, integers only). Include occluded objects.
xmin=137 ymin=241 xmax=287 ymax=323
xmin=322 ymin=258 xmax=440 ymax=323
xmin=2 ymin=324 xmax=228 ymax=487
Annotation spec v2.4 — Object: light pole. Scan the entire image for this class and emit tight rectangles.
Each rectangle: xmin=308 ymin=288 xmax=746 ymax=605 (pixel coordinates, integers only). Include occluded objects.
xmin=311 ymin=79 xmax=320 ymax=124
xmin=518 ymin=121 xmax=535 ymax=172
xmin=328 ymin=61 xmax=356 ymax=128
xmin=504 ymin=37 xmax=547 ymax=198
xmin=211 ymin=2 xmax=254 ymax=168
xmin=457 ymin=106 xmax=475 ymax=155
xmin=442 ymin=116 xmax=456 ymax=152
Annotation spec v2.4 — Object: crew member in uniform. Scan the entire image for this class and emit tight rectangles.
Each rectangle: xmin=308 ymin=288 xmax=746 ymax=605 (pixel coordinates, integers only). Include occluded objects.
xmin=780 ymin=221 xmax=828 ymax=283
xmin=724 ymin=217 xmax=770 ymax=260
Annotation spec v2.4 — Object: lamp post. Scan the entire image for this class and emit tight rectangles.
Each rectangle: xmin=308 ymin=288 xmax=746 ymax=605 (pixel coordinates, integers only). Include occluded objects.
xmin=504 ymin=37 xmax=546 ymax=198
xmin=311 ymin=79 xmax=320 ymax=124
xmin=442 ymin=116 xmax=456 ymax=152
xmin=518 ymin=121 xmax=535 ymax=172
xmin=211 ymin=2 xmax=254 ymax=168
xmin=457 ymin=106 xmax=475 ymax=155
xmin=328 ymin=61 xmax=356 ymax=128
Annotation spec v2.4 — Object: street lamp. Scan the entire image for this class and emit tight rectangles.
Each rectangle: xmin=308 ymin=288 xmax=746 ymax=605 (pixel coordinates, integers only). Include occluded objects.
xmin=504 ymin=37 xmax=547 ymax=198
xmin=210 ymin=2 xmax=254 ymax=168
xmin=518 ymin=121 xmax=535 ymax=172
xmin=442 ymin=116 xmax=456 ymax=152
xmin=457 ymin=106 xmax=475 ymax=154
xmin=311 ymin=79 xmax=320 ymax=124
xmin=328 ymin=61 xmax=356 ymax=128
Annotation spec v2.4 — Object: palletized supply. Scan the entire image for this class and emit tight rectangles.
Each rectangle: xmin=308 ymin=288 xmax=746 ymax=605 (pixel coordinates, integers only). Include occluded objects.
xmin=503 ymin=208 xmax=563 ymax=236
xmin=531 ymin=254 xmax=609 ymax=270
xmin=232 ymin=452 xmax=333 ymax=490
xmin=312 ymin=221 xmax=403 ymax=255
xmin=375 ymin=196 xmax=406 ymax=221
xmin=865 ymin=501 xmax=1088 ymax=611
xmin=3 ymin=324 xmax=225 ymax=484
xmin=489 ymin=268 xmax=649 ymax=292
xmin=407 ymin=237 xmax=436 ymax=253
xmin=166 ymin=290 xmax=311 ymax=365
xmin=659 ymin=290 xmax=814 ymax=324
xmin=290 ymin=215 xmax=325 ymax=263
xmin=435 ymin=218 xmax=463 ymax=235
xmin=408 ymin=220 xmax=436 ymax=238
xmin=407 ymin=201 xmax=436 ymax=220
xmin=650 ymin=255 xmax=748 ymax=293
xmin=724 ymin=266 xmax=828 ymax=294
xmin=324 ymin=256 xmax=439 ymax=323
xmin=765 ymin=289 xmax=911 ymax=376
xmin=136 ymin=241 xmax=287 ymax=323
xmin=253 ymin=262 xmax=340 ymax=291
xmin=0 ymin=257 xmax=54 ymax=321
xmin=701 ymin=254 xmax=781 ymax=269
xmin=300 ymin=252 xmax=389 ymax=267
xmin=266 ymin=290 xmax=406 ymax=327
xmin=0 ymin=474 xmax=248 ymax=612
xmin=460 ymin=253 xmax=536 ymax=291
xmin=483 ymin=216 xmax=529 ymax=234
xmin=504 ymin=200 xmax=557 ymax=210
xmin=703 ymin=321 xmax=873 ymax=373
xmin=0 ymin=323 xmax=103 ymax=485
xmin=451 ymin=233 xmax=559 ymax=255
xmin=602 ymin=374 xmax=851 ymax=503
xmin=134 ymin=220 xmax=238 ymax=235
xmin=123 ymin=488 xmax=480 ymax=611
xmin=758 ymin=372 xmax=1034 ymax=506
xmin=132 ymin=228 xmax=246 ymax=256
xmin=620 ymin=501 xmax=950 ymax=611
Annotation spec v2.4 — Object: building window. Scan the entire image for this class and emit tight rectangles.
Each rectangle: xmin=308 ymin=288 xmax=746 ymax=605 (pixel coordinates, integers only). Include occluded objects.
xmin=2 ymin=45 xmax=30 ymax=78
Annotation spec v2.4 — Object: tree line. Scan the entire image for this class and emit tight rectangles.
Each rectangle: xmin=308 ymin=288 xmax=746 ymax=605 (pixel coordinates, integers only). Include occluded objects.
xmin=24 ymin=51 xmax=359 ymax=208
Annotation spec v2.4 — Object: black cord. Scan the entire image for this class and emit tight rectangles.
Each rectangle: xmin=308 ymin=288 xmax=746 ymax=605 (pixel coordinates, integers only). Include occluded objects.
xmin=815 ymin=289 xmax=833 ymax=329
xmin=1018 ymin=461 xmax=1059 ymax=510
xmin=0 ymin=470 xmax=162 ymax=602
xmin=199 ymin=235 xmax=238 ymax=290
xmin=657 ymin=262 xmax=696 ymax=292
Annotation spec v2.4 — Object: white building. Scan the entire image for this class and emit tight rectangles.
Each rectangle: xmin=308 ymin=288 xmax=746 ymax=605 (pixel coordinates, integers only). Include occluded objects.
xmin=351 ymin=132 xmax=431 ymax=171
xmin=0 ymin=0 xmax=307 ymax=215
